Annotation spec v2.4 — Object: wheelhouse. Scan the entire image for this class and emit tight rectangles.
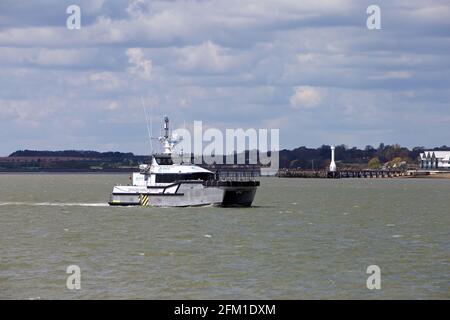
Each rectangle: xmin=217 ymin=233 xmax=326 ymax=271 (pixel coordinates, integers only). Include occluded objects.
xmin=153 ymin=154 xmax=173 ymax=165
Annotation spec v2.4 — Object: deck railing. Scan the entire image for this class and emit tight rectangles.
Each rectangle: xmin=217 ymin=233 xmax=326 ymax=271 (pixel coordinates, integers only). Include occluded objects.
xmin=212 ymin=170 xmax=261 ymax=181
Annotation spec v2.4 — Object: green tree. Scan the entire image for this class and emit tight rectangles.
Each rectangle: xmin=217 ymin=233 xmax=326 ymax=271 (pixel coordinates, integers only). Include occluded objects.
xmin=386 ymin=157 xmax=404 ymax=168
xmin=368 ymin=157 xmax=381 ymax=169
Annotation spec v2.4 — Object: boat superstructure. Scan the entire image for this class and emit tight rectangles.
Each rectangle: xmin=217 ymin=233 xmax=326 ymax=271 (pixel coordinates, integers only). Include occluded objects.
xmin=109 ymin=116 xmax=259 ymax=207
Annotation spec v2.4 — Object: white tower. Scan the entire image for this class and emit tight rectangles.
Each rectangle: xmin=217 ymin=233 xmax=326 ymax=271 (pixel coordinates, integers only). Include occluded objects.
xmin=329 ymin=146 xmax=337 ymax=172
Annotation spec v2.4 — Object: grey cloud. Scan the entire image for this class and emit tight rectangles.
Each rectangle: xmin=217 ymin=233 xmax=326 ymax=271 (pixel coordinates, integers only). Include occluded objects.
xmin=0 ymin=0 xmax=449 ymax=155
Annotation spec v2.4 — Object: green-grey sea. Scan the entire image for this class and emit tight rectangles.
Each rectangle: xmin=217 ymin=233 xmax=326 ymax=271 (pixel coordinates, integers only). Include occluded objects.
xmin=0 ymin=174 xmax=448 ymax=299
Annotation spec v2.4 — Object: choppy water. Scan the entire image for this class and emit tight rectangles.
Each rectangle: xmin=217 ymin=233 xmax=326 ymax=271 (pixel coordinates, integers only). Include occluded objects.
xmin=0 ymin=174 xmax=448 ymax=299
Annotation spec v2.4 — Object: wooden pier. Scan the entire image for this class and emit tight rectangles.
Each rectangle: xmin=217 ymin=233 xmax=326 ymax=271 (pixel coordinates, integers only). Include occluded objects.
xmin=328 ymin=170 xmax=407 ymax=179
xmin=277 ymin=169 xmax=408 ymax=178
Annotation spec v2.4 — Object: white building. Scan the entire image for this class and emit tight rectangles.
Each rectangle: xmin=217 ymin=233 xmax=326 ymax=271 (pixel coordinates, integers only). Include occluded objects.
xmin=419 ymin=151 xmax=450 ymax=170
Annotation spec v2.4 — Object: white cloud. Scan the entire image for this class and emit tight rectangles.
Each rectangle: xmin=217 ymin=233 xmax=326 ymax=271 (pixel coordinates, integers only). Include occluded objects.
xmin=369 ymin=71 xmax=413 ymax=80
xmin=106 ymin=101 xmax=120 ymax=110
xmin=89 ymin=72 xmax=121 ymax=91
xmin=176 ymin=41 xmax=238 ymax=73
xmin=290 ymin=86 xmax=322 ymax=108
xmin=0 ymin=99 xmax=56 ymax=127
xmin=126 ymin=0 xmax=147 ymax=18
xmin=297 ymin=53 xmax=315 ymax=63
xmin=126 ymin=48 xmax=152 ymax=79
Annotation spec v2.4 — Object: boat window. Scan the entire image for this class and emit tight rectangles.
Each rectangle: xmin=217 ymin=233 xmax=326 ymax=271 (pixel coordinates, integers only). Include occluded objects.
xmin=155 ymin=172 xmax=214 ymax=183
xmin=154 ymin=157 xmax=173 ymax=165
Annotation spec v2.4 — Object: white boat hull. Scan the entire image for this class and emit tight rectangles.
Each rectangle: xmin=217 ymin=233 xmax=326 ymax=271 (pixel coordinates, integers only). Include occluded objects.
xmin=109 ymin=180 xmax=258 ymax=207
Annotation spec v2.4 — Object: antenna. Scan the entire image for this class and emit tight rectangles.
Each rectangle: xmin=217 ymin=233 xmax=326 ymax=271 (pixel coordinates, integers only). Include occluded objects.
xmin=163 ymin=115 xmax=169 ymax=139
xmin=140 ymin=96 xmax=153 ymax=155
xmin=150 ymin=105 xmax=153 ymax=149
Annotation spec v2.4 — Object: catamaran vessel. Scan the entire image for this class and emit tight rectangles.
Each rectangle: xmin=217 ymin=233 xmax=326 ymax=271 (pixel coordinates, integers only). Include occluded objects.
xmin=109 ymin=116 xmax=259 ymax=207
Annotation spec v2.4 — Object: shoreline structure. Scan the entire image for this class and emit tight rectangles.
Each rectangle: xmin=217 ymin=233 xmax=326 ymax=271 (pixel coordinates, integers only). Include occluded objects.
xmin=1 ymin=170 xmax=449 ymax=179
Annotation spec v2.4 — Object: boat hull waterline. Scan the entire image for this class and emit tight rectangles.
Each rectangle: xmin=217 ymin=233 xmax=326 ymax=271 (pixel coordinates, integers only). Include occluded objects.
xmin=109 ymin=180 xmax=259 ymax=207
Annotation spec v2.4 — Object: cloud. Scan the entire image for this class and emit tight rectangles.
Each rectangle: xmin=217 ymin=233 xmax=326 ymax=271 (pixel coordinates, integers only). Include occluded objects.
xmin=369 ymin=71 xmax=413 ymax=80
xmin=0 ymin=0 xmax=449 ymax=154
xmin=126 ymin=47 xmax=152 ymax=79
xmin=88 ymin=72 xmax=121 ymax=90
xmin=290 ymin=86 xmax=322 ymax=108
xmin=175 ymin=41 xmax=240 ymax=73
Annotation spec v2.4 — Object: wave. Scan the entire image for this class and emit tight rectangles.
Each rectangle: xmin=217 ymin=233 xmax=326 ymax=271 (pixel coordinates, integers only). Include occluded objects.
xmin=0 ymin=202 xmax=109 ymax=207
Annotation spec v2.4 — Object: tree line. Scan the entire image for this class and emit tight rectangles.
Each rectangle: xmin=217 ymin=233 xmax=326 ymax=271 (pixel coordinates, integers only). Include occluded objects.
xmin=7 ymin=144 xmax=450 ymax=170
xmin=279 ymin=144 xmax=450 ymax=170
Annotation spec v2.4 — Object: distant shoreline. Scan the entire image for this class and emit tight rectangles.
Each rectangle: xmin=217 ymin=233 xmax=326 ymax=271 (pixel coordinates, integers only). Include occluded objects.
xmin=0 ymin=171 xmax=133 ymax=174
xmin=402 ymin=172 xmax=450 ymax=179
xmin=1 ymin=171 xmax=450 ymax=179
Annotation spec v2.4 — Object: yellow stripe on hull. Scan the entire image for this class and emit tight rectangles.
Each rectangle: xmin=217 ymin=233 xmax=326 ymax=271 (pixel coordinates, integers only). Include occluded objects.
xmin=140 ymin=194 xmax=149 ymax=206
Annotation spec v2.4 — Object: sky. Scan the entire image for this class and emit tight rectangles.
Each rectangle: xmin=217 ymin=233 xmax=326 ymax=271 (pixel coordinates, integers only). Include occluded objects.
xmin=0 ymin=0 xmax=449 ymax=155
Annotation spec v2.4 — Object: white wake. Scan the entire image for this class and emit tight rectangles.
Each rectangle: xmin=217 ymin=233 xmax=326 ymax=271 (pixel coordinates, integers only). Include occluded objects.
xmin=0 ymin=202 xmax=109 ymax=207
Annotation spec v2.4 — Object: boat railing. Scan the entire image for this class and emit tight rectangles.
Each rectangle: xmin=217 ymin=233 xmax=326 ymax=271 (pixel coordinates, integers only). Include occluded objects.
xmin=212 ymin=170 xmax=260 ymax=182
